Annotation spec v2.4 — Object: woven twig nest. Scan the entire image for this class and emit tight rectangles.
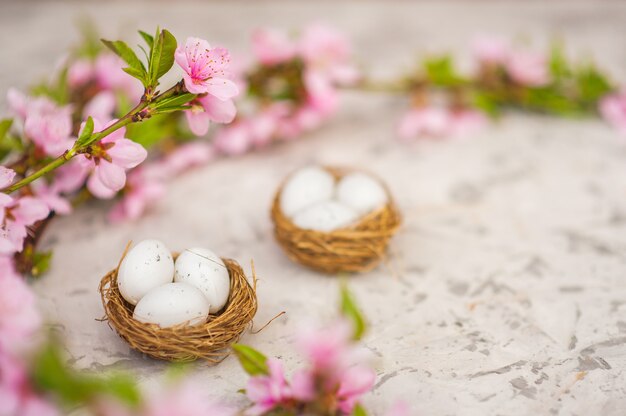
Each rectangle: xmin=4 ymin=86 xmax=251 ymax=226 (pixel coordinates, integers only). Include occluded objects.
xmin=271 ymin=166 xmax=401 ymax=274
xmin=99 ymin=251 xmax=257 ymax=363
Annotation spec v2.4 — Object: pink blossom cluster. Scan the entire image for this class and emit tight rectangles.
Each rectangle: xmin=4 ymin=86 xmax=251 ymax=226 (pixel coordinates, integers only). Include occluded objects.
xmin=245 ymin=321 xmax=376 ymax=415
xmin=0 ymin=258 xmax=59 ymax=416
xmin=396 ymin=107 xmax=486 ymax=141
xmin=209 ymin=24 xmax=359 ymax=156
xmin=472 ymin=36 xmax=550 ymax=87
xmin=600 ymin=91 xmax=626 ymax=136
xmin=68 ymin=53 xmax=143 ymax=120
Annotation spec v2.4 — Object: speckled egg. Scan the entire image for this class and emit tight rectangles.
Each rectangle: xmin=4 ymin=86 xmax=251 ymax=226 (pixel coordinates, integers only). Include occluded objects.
xmin=280 ymin=166 xmax=335 ymax=217
xmin=174 ymin=248 xmax=230 ymax=314
xmin=133 ymin=282 xmax=210 ymax=328
xmin=336 ymin=172 xmax=388 ymax=215
xmin=292 ymin=200 xmax=358 ymax=232
xmin=117 ymin=239 xmax=175 ymax=305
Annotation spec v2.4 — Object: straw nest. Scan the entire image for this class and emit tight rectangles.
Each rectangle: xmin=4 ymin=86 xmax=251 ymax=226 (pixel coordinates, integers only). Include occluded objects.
xmin=271 ymin=166 xmax=401 ymax=274
xmin=99 ymin=252 xmax=257 ymax=363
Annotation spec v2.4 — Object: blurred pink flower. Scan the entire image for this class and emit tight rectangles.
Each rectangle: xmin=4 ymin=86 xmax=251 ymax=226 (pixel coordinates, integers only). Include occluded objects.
xmin=185 ymin=94 xmax=237 ymax=136
xmin=80 ymin=119 xmax=147 ymax=199
xmin=336 ymin=366 xmax=376 ymax=414
xmin=108 ymin=168 xmax=166 ymax=223
xmin=213 ymin=122 xmax=253 ymax=155
xmin=31 ymin=181 xmax=72 ymax=215
xmin=397 ymin=107 xmax=449 ymax=140
xmin=52 ymin=159 xmax=89 ymax=194
xmin=21 ymin=98 xmax=74 ymax=158
xmin=83 ymin=91 xmax=117 ymax=121
xmin=298 ymin=321 xmax=354 ymax=371
xmin=472 ymin=35 xmax=511 ymax=65
xmin=0 ymin=257 xmax=42 ymax=352
xmin=299 ymin=23 xmax=359 ymax=85
xmin=246 ymin=359 xmax=292 ymax=416
xmin=175 ymin=38 xmax=238 ymax=98
xmin=252 ymin=28 xmax=297 ymax=65
xmin=385 ymin=401 xmax=411 ymax=416
xmin=505 ymin=51 xmax=549 ymax=87
xmin=0 ymin=352 xmax=59 ymax=416
xmin=0 ymin=167 xmax=15 ymax=193
xmin=67 ymin=59 xmax=94 ymax=88
xmin=156 ymin=142 xmax=215 ymax=178
xmin=600 ymin=91 xmax=626 ymax=135
xmin=0 ymin=196 xmax=50 ymax=255
xmin=142 ymin=379 xmax=233 ymax=416
xmin=397 ymin=107 xmax=485 ymax=140
xmin=95 ymin=54 xmax=142 ymax=101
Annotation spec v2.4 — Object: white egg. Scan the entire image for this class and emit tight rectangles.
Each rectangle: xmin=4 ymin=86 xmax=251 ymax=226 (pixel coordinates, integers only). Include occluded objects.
xmin=174 ymin=248 xmax=231 ymax=314
xmin=133 ymin=282 xmax=210 ymax=328
xmin=117 ymin=239 xmax=174 ymax=305
xmin=280 ymin=166 xmax=335 ymax=217
xmin=292 ymin=201 xmax=359 ymax=232
xmin=336 ymin=172 xmax=388 ymax=215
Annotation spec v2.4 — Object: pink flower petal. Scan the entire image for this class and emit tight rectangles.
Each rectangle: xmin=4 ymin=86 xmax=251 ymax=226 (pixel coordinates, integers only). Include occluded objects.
xmin=185 ymin=109 xmax=211 ymax=136
xmin=12 ymin=197 xmax=49 ymax=225
xmin=205 ymin=78 xmax=239 ymax=101
xmin=200 ymin=95 xmax=237 ymax=124
xmin=107 ymin=138 xmax=147 ymax=169
xmin=95 ymin=162 xmax=126 ymax=192
xmin=0 ymin=167 xmax=16 ymax=189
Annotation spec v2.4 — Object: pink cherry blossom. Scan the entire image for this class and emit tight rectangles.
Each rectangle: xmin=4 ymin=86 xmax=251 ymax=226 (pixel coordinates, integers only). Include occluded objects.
xmin=299 ymin=23 xmax=359 ymax=85
xmin=0 ymin=166 xmax=15 ymax=192
xmin=31 ymin=181 xmax=72 ymax=215
xmin=245 ymin=359 xmax=292 ymax=416
xmin=335 ymin=366 xmax=376 ymax=414
xmin=83 ymin=91 xmax=117 ymax=121
xmin=384 ymin=401 xmax=411 ymax=416
xmin=185 ymin=94 xmax=237 ymax=136
xmin=0 ymin=352 xmax=59 ymax=416
xmin=0 ymin=196 xmax=50 ymax=254
xmin=397 ymin=107 xmax=450 ymax=140
xmin=252 ymin=28 xmax=297 ymax=65
xmin=472 ymin=35 xmax=511 ymax=65
xmin=505 ymin=51 xmax=550 ymax=87
xmin=397 ymin=107 xmax=485 ymax=140
xmin=213 ymin=122 xmax=253 ymax=156
xmin=0 ymin=257 xmax=42 ymax=352
xmin=141 ymin=379 xmax=234 ymax=416
xmin=175 ymin=38 xmax=239 ymax=98
xmin=95 ymin=54 xmax=142 ymax=101
xmin=600 ymin=91 xmax=626 ymax=135
xmin=108 ymin=168 xmax=166 ymax=223
xmin=24 ymin=109 xmax=74 ymax=157
xmin=52 ymin=159 xmax=89 ymax=194
xmin=67 ymin=58 xmax=95 ymax=88
xmin=80 ymin=119 xmax=147 ymax=199
xmin=155 ymin=142 xmax=215 ymax=178
xmin=297 ymin=320 xmax=354 ymax=372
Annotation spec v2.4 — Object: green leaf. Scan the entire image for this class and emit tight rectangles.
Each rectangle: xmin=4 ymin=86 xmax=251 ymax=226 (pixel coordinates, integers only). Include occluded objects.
xmin=340 ymin=282 xmax=366 ymax=341
xmin=101 ymin=39 xmax=147 ymax=86
xmin=232 ymin=344 xmax=269 ymax=376
xmin=423 ymin=55 xmax=466 ymax=87
xmin=31 ymin=250 xmax=52 ymax=277
xmin=139 ymin=30 xmax=154 ymax=48
xmin=156 ymin=30 xmax=177 ymax=80
xmin=352 ymin=404 xmax=368 ymax=416
xmin=122 ymin=66 xmax=148 ymax=83
xmin=76 ymin=116 xmax=94 ymax=146
xmin=154 ymin=93 xmax=195 ymax=110
xmin=0 ymin=118 xmax=13 ymax=139
xmin=32 ymin=342 xmax=141 ymax=407
xmin=548 ymin=42 xmax=570 ymax=80
xmin=148 ymin=27 xmax=163 ymax=86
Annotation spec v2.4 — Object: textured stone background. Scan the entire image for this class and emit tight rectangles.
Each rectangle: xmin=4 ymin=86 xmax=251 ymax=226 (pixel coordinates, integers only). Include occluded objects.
xmin=2 ymin=1 xmax=626 ymax=415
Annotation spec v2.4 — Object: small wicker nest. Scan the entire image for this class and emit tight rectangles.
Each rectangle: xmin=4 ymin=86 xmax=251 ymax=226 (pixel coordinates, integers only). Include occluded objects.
xmin=99 ymin=250 xmax=257 ymax=363
xmin=271 ymin=166 xmax=401 ymax=274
